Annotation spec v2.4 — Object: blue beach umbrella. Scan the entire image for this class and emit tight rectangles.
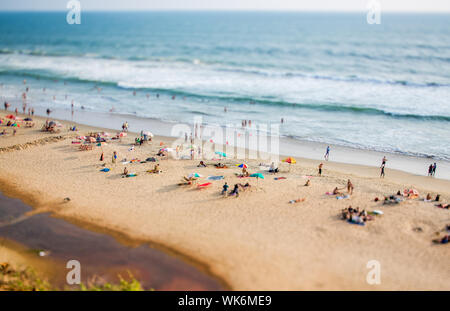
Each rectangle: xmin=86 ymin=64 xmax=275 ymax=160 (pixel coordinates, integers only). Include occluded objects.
xmin=250 ymin=173 xmax=264 ymax=179
xmin=215 ymin=151 xmax=227 ymax=158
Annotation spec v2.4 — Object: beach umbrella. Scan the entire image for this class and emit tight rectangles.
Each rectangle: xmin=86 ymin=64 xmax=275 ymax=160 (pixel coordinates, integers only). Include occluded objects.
xmin=5 ymin=114 xmax=15 ymax=119
xmin=143 ymin=131 xmax=154 ymax=137
xmin=188 ymin=173 xmax=202 ymax=178
xmin=282 ymin=157 xmax=296 ymax=164
xmin=282 ymin=157 xmax=297 ymax=171
xmin=237 ymin=163 xmax=248 ymax=168
xmin=250 ymin=173 xmax=265 ymax=179
xmin=215 ymin=151 xmax=227 ymax=158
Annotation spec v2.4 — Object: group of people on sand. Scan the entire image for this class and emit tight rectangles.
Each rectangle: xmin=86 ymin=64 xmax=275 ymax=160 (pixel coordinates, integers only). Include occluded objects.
xmin=222 ymin=182 xmax=251 ymax=197
xmin=331 ymin=179 xmax=354 ymax=195
xmin=341 ymin=206 xmax=375 ymax=225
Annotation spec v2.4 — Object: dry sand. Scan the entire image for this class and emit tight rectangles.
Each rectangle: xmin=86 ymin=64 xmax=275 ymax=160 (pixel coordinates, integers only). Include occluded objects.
xmin=0 ymin=111 xmax=449 ymax=290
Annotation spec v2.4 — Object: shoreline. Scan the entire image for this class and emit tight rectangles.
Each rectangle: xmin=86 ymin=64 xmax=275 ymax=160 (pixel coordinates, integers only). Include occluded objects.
xmin=10 ymin=104 xmax=450 ymax=180
xmin=1 ymin=110 xmax=449 ymax=290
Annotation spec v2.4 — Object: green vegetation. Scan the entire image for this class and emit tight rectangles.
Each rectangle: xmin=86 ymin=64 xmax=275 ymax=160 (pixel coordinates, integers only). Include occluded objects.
xmin=1 ymin=262 xmax=146 ymax=291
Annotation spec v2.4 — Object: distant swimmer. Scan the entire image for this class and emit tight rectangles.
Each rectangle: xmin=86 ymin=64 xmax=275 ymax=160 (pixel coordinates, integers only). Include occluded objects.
xmin=23 ymin=79 xmax=26 ymax=84
xmin=281 ymin=118 xmax=284 ymax=124
xmin=46 ymin=108 xmax=51 ymax=116
xmin=324 ymin=146 xmax=330 ymax=161
xmin=224 ymin=107 xmax=227 ymax=112
xmin=172 ymin=95 xmax=176 ymax=100
xmin=146 ymin=94 xmax=149 ymax=99
xmin=133 ymin=91 xmax=136 ymax=96
xmin=156 ymin=94 xmax=160 ymax=98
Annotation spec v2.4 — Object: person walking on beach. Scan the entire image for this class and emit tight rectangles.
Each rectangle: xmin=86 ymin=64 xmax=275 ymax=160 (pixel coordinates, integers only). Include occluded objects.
xmin=428 ymin=164 xmax=433 ymax=176
xmin=221 ymin=182 xmax=229 ymax=195
xmin=381 ymin=156 xmax=387 ymax=167
xmin=432 ymin=163 xmax=437 ymax=177
xmin=380 ymin=164 xmax=385 ymax=178
xmin=100 ymin=152 xmax=104 ymax=161
xmin=31 ymin=108 xmax=34 ymax=116
xmin=324 ymin=146 xmax=330 ymax=161
xmin=318 ymin=163 xmax=323 ymax=176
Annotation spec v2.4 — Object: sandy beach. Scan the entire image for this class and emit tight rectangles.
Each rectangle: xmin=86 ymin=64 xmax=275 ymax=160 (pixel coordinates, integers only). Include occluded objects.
xmin=0 ymin=110 xmax=449 ymax=290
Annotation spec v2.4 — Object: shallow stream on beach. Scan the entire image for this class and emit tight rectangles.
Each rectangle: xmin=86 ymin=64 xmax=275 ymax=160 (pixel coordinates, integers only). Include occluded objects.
xmin=0 ymin=191 xmax=225 ymax=290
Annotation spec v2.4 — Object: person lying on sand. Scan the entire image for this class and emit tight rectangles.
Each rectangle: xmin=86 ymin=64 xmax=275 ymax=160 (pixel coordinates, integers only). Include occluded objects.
xmin=214 ymin=162 xmax=227 ymax=168
xmin=435 ymin=203 xmax=449 ymax=209
xmin=341 ymin=206 xmax=373 ymax=225
xmin=289 ymin=198 xmax=305 ymax=204
xmin=433 ymin=225 xmax=450 ymax=244
xmin=197 ymin=161 xmax=207 ymax=167
xmin=238 ymin=183 xmax=252 ymax=191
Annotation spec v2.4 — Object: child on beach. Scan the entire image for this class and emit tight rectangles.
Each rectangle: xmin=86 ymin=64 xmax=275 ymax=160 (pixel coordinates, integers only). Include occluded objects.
xmin=318 ymin=163 xmax=323 ymax=176
xmin=221 ymin=182 xmax=229 ymax=195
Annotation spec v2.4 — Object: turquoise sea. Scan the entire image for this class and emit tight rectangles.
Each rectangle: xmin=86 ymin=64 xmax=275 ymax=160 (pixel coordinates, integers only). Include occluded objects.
xmin=0 ymin=12 xmax=449 ymax=159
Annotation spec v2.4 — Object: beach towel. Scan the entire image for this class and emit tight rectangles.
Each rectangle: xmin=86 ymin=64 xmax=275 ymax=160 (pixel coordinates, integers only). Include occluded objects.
xmin=348 ymin=219 xmax=365 ymax=226
xmin=274 ymin=177 xmax=286 ymax=180
xmin=325 ymin=192 xmax=334 ymax=195
xmin=146 ymin=157 xmax=157 ymax=162
xmin=207 ymin=176 xmax=224 ymax=180
xmin=197 ymin=182 xmax=212 ymax=188
xmin=337 ymin=195 xmax=350 ymax=200
xmin=126 ymin=173 xmax=137 ymax=178
xmin=100 ymin=168 xmax=110 ymax=172
xmin=369 ymin=210 xmax=384 ymax=215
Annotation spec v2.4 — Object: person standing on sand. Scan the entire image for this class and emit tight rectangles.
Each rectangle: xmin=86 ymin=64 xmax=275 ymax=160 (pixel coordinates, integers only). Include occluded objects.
xmin=318 ymin=163 xmax=323 ymax=176
xmin=112 ymin=151 xmax=117 ymax=164
xmin=324 ymin=146 xmax=330 ymax=161
xmin=380 ymin=164 xmax=385 ymax=178
xmin=381 ymin=156 xmax=387 ymax=167
xmin=46 ymin=108 xmax=51 ymax=116
xmin=347 ymin=179 xmax=354 ymax=195
xmin=428 ymin=164 xmax=433 ymax=176
xmin=432 ymin=163 xmax=437 ymax=177
xmin=100 ymin=152 xmax=104 ymax=162
xmin=31 ymin=108 xmax=34 ymax=116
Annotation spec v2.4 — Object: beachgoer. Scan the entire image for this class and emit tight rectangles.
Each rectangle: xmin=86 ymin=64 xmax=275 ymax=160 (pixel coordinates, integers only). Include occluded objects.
xmin=382 ymin=156 xmax=387 ymax=166
xmin=428 ymin=164 xmax=433 ymax=176
xmin=197 ymin=161 xmax=207 ymax=167
xmin=229 ymin=184 xmax=239 ymax=197
xmin=112 ymin=151 xmax=117 ymax=164
xmin=100 ymin=152 xmax=104 ymax=161
xmin=269 ymin=162 xmax=279 ymax=173
xmin=221 ymin=182 xmax=229 ymax=195
xmin=318 ymin=163 xmax=323 ymax=176
xmin=304 ymin=180 xmax=311 ymax=187
xmin=46 ymin=108 xmax=51 ymax=116
xmin=31 ymin=108 xmax=34 ymax=116
xmin=123 ymin=167 xmax=128 ymax=176
xmin=347 ymin=179 xmax=354 ymax=195
xmin=324 ymin=146 xmax=330 ymax=161
xmin=380 ymin=164 xmax=385 ymax=178
xmin=432 ymin=163 xmax=437 ymax=176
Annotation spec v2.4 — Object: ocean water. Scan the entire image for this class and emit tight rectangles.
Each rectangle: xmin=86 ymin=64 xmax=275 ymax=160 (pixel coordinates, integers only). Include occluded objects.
xmin=0 ymin=12 xmax=449 ymax=160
